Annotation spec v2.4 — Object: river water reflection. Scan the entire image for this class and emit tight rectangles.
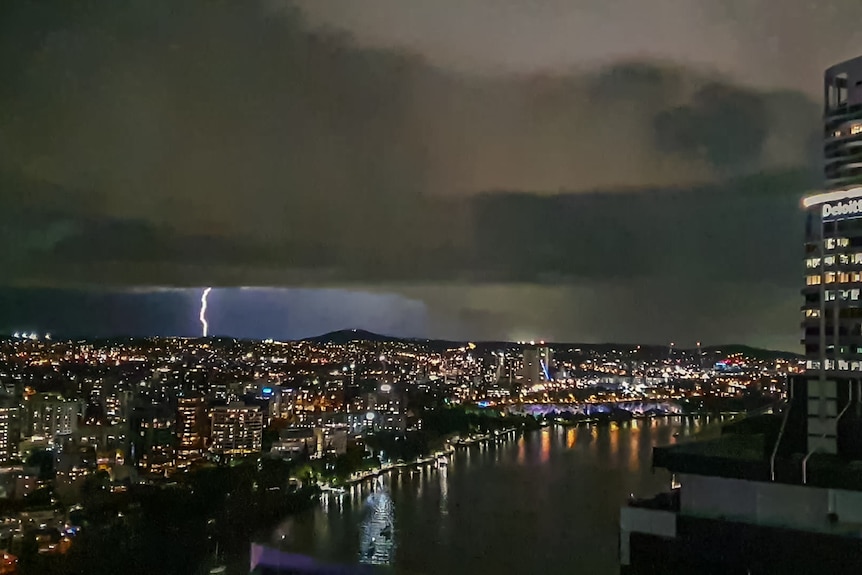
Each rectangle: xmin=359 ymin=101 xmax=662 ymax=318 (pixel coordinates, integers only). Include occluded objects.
xmin=272 ymin=416 xmax=719 ymax=574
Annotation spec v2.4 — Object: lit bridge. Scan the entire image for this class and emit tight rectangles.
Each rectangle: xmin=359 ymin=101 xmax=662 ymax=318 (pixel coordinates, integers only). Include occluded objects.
xmin=506 ymin=401 xmax=683 ymax=417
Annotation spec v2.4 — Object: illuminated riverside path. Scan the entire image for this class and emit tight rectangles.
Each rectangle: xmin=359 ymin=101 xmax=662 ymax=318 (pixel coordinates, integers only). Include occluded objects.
xmin=270 ymin=416 xmax=721 ymax=574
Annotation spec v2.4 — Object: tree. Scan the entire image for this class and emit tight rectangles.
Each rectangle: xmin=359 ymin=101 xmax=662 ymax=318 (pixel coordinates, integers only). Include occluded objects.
xmin=25 ymin=449 xmax=54 ymax=481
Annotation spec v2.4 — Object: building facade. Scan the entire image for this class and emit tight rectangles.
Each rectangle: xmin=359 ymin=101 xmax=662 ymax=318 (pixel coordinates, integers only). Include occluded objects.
xmin=0 ymin=402 xmax=19 ymax=465
xmin=136 ymin=413 xmax=175 ymax=474
xmin=362 ymin=385 xmax=406 ymax=433
xmin=176 ymin=394 xmax=206 ymax=466
xmin=801 ymin=55 xmax=862 ymax=458
xmin=24 ymin=393 xmax=77 ymax=440
xmin=269 ymin=387 xmax=298 ymax=424
xmin=522 ymin=346 xmax=553 ymax=388
xmin=209 ymin=403 xmax=263 ymax=458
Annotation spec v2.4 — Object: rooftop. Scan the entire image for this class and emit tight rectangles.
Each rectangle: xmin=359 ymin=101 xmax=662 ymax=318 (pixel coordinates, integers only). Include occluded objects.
xmin=653 ymin=414 xmax=862 ymax=492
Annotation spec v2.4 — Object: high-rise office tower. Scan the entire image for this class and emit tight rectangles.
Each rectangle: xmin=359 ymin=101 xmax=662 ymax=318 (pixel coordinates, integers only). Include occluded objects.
xmin=801 ymin=55 xmax=862 ymax=457
xmin=522 ymin=346 xmax=553 ymax=387
xmin=619 ymin=56 xmax=862 ymax=574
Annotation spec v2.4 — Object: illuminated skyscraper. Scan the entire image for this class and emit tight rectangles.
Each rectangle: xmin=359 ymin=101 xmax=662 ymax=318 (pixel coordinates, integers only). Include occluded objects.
xmin=0 ymin=399 xmax=19 ymax=464
xmin=522 ymin=346 xmax=553 ymax=388
xmin=176 ymin=394 xmax=206 ymax=466
xmin=801 ymin=55 xmax=862 ymax=458
xmin=209 ymin=403 xmax=262 ymax=458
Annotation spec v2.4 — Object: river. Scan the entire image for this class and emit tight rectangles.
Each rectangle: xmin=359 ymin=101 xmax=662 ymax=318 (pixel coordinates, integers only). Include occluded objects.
xmin=268 ymin=416 xmax=719 ymax=574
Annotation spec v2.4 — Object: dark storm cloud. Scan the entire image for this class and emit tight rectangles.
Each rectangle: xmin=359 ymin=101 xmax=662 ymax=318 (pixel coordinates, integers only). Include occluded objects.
xmin=472 ymin=169 xmax=815 ymax=286
xmin=298 ymin=0 xmax=862 ymax=92
xmin=393 ymin=281 xmax=801 ymax=352
xmin=0 ymin=0 xmax=826 ymax=347
xmin=655 ymin=84 xmax=769 ymax=172
xmin=0 ymin=1 xmax=819 ymax=283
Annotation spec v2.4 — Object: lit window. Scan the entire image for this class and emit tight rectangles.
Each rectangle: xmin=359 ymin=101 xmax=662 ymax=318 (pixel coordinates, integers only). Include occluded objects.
xmin=807 ymin=257 xmax=822 ymax=268
xmin=805 ymin=309 xmax=821 ymax=318
xmin=826 ymin=272 xmax=837 ymax=284
xmin=824 ymin=238 xmax=849 ymax=250
xmin=854 ymin=273 xmax=862 ymax=282
xmin=855 ymin=254 xmax=862 ymax=264
xmin=807 ymin=275 xmax=822 ymax=286
xmin=841 ymin=254 xmax=851 ymax=265
xmin=825 ymin=256 xmax=836 ymax=266
xmin=852 ymin=124 xmax=862 ymax=135
xmin=840 ymin=272 xmax=851 ymax=283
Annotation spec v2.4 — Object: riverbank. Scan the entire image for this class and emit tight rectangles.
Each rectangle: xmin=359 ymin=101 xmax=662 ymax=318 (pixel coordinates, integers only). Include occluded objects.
xmin=450 ymin=426 xmax=519 ymax=447
xmin=549 ymin=410 xmax=742 ymax=427
xmin=322 ymin=447 xmax=455 ymax=490
xmin=321 ymin=427 xmax=521 ymax=491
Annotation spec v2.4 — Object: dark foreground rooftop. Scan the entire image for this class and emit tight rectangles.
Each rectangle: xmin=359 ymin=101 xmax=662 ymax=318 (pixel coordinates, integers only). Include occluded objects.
xmin=250 ymin=544 xmax=379 ymax=574
xmin=653 ymin=413 xmax=862 ymax=492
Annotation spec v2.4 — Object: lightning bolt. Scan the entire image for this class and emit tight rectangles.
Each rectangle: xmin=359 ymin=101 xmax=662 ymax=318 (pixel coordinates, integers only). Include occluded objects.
xmin=200 ymin=287 xmax=212 ymax=337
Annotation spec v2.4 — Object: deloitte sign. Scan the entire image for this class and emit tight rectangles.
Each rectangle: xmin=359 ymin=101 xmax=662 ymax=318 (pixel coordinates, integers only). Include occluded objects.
xmin=823 ymin=199 xmax=862 ymax=221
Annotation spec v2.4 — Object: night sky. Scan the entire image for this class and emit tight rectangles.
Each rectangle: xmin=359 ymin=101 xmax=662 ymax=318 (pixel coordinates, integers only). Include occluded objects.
xmin=2 ymin=1 xmax=859 ymax=349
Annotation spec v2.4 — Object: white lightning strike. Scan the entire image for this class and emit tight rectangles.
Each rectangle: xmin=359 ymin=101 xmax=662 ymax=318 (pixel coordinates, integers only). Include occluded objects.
xmin=200 ymin=287 xmax=212 ymax=337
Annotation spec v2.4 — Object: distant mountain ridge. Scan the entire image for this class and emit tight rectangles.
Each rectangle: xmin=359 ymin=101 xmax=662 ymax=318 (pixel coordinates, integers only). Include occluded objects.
xmin=1 ymin=329 xmax=802 ymax=360
xmin=303 ymin=329 xmax=803 ymax=359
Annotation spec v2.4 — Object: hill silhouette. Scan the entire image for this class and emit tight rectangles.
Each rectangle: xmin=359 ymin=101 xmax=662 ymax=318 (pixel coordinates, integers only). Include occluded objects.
xmin=302 ymin=330 xmax=802 ymax=360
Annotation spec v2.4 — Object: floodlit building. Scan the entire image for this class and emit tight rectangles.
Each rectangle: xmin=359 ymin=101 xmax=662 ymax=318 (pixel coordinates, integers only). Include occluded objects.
xmin=176 ymin=394 xmax=206 ymax=466
xmin=360 ymin=385 xmax=406 ymax=433
xmin=271 ymin=427 xmax=314 ymax=459
xmin=209 ymin=403 xmax=263 ymax=458
xmin=24 ymin=393 xmax=77 ymax=440
xmin=136 ymin=412 xmax=175 ymax=475
xmin=620 ymin=55 xmax=862 ymax=574
xmin=315 ymin=424 xmax=348 ymax=456
xmin=269 ymin=387 xmax=299 ymax=423
xmin=801 ymin=54 xmax=862 ymax=457
xmin=0 ymin=399 xmax=19 ymax=465
xmin=522 ymin=346 xmax=553 ymax=387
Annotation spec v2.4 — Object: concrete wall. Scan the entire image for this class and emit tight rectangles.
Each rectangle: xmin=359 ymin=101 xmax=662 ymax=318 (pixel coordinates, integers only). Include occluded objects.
xmin=680 ymin=473 xmax=862 ymax=531
xmin=681 ymin=474 xmax=757 ymax=521
xmin=619 ymin=507 xmax=676 ymax=566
